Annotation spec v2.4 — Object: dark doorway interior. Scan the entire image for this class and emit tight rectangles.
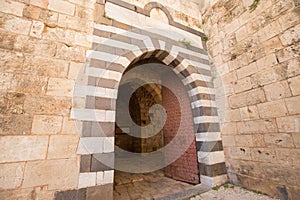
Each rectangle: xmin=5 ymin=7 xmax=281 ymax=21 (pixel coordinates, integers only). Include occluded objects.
xmin=114 ymin=59 xmax=200 ymax=199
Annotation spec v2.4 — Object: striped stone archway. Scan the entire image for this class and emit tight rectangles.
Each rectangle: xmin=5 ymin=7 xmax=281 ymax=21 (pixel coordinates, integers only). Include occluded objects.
xmin=69 ymin=6 xmax=227 ymax=198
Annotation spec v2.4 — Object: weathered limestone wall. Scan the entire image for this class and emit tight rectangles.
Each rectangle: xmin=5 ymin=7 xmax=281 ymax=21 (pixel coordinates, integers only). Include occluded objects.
xmin=121 ymin=0 xmax=203 ymax=30
xmin=202 ymin=0 xmax=300 ymax=198
xmin=3 ymin=0 xmax=299 ymax=199
xmin=0 ymin=0 xmax=94 ymax=198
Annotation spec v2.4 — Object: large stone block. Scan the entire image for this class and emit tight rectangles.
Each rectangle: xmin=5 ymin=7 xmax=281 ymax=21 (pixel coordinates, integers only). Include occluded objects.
xmin=252 ymin=134 xmax=266 ymax=147
xmin=68 ymin=0 xmax=95 ymax=9
xmin=39 ymin=9 xmax=58 ymax=28
xmin=43 ymin=26 xmax=76 ymax=46
xmin=229 ymin=88 xmax=266 ymax=108
xmin=278 ymin=7 xmax=300 ymax=31
xmin=225 ymin=109 xmax=241 ymax=122
xmin=0 ymin=92 xmax=26 ymax=114
xmin=251 ymin=65 xmax=287 ymax=86
xmin=78 ymin=172 xmax=96 ymax=189
xmin=285 ymin=57 xmax=300 ymax=78
xmin=222 ymin=135 xmax=235 ymax=147
xmin=0 ymin=187 xmax=54 ymax=200
xmin=264 ymin=133 xmax=294 ymax=148
xmin=285 ymin=96 xmax=300 ymax=115
xmin=262 ymin=36 xmax=283 ymax=54
xmin=263 ymin=81 xmax=291 ymax=101
xmin=30 ymin=0 xmax=49 ymax=9
xmin=221 ymin=71 xmax=237 ymax=85
xmin=228 ymin=147 xmax=252 ymax=160
xmin=0 ymin=136 xmax=48 ymax=162
xmin=292 ymin=133 xmax=300 ymax=148
xmin=55 ymin=43 xmax=86 ymax=62
xmin=23 ymin=5 xmax=42 ymax=19
xmin=23 ymin=56 xmax=69 ymax=78
xmin=0 ymin=162 xmax=24 ymax=189
xmin=0 ymin=14 xmax=32 ymax=35
xmin=280 ymin=24 xmax=300 ymax=46
xmin=0 ymin=73 xmax=13 ymax=90
xmin=237 ymin=119 xmax=277 ymax=134
xmin=46 ymin=78 xmax=75 ymax=97
xmin=221 ymin=122 xmax=237 ymax=135
xmin=235 ymin=135 xmax=253 ymax=147
xmin=251 ymin=148 xmax=276 ymax=163
xmin=24 ymin=95 xmax=71 ymax=116
xmin=14 ymin=35 xmax=56 ymax=56
xmin=261 ymin=163 xmax=299 ymax=186
xmin=0 ymin=114 xmax=32 ymax=135
xmin=68 ymin=62 xmax=84 ymax=80
xmin=32 ymin=115 xmax=63 ymax=134
xmin=48 ymin=0 xmax=75 ymax=16
xmin=74 ymin=32 xmax=92 ymax=48
xmin=256 ymin=53 xmax=278 ymax=71
xmin=288 ymin=75 xmax=300 ymax=96
xmin=0 ymin=0 xmax=25 ymax=16
xmin=276 ymin=43 xmax=300 ymax=63
xmin=0 ymin=31 xmax=17 ymax=51
xmin=30 ymin=20 xmax=45 ymax=38
xmin=86 ymin=184 xmax=113 ymax=200
xmin=233 ymin=77 xmax=256 ymax=93
xmin=257 ymin=21 xmax=282 ymax=43
xmin=10 ymin=74 xmax=48 ymax=94
xmin=276 ymin=115 xmax=300 ymax=133
xmin=257 ymin=100 xmax=288 ymax=119
xmin=239 ymin=105 xmax=259 ymax=121
xmin=22 ymin=158 xmax=79 ymax=190
xmin=62 ymin=117 xmax=81 ymax=134
xmin=0 ymin=50 xmax=24 ymax=73
xmin=58 ymin=14 xmax=93 ymax=33
xmin=236 ymin=61 xmax=257 ymax=79
xmin=47 ymin=135 xmax=79 ymax=159
xmin=276 ymin=149 xmax=300 ymax=166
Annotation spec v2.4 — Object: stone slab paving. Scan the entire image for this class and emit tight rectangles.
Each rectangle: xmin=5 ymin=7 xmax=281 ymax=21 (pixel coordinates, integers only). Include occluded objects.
xmin=114 ymin=171 xmax=280 ymax=200
xmin=190 ymin=185 xmax=280 ymax=200
xmin=114 ymin=170 xmax=195 ymax=200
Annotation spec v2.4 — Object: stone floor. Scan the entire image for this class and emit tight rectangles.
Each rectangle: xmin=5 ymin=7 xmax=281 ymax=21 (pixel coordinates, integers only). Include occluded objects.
xmin=190 ymin=185 xmax=279 ymax=200
xmin=114 ymin=171 xmax=279 ymax=200
xmin=114 ymin=170 xmax=193 ymax=200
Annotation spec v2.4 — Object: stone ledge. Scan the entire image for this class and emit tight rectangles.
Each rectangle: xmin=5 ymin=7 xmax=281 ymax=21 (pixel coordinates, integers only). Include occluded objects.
xmin=153 ymin=184 xmax=210 ymax=200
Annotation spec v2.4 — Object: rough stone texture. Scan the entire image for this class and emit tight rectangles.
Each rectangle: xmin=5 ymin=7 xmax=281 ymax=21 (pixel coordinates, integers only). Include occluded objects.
xmin=0 ymin=187 xmax=55 ymax=200
xmin=0 ymin=0 xmax=93 ymax=196
xmin=0 ymin=136 xmax=48 ymax=162
xmin=31 ymin=115 xmax=63 ymax=134
xmin=22 ymin=158 xmax=79 ymax=190
xmin=203 ymin=0 xmax=300 ymax=198
xmin=0 ymin=114 xmax=32 ymax=135
xmin=46 ymin=78 xmax=75 ymax=97
xmin=0 ymin=0 xmax=299 ymax=199
xmin=0 ymin=162 xmax=25 ymax=189
xmin=47 ymin=135 xmax=80 ymax=159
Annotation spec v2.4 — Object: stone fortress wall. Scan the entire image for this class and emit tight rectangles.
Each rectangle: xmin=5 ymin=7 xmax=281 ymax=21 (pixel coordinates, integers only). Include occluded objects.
xmin=0 ymin=0 xmax=299 ymax=199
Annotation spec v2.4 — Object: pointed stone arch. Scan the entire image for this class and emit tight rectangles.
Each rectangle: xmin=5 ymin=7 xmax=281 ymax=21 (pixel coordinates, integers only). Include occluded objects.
xmin=70 ymin=19 xmax=227 ymax=198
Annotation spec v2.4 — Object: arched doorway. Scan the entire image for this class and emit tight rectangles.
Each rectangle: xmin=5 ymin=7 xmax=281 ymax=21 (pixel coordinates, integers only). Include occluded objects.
xmin=113 ymin=54 xmax=200 ymax=199
xmin=73 ymin=23 xmax=227 ymax=199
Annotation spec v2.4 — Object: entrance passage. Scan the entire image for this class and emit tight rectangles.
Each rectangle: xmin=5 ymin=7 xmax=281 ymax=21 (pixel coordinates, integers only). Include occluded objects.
xmin=114 ymin=170 xmax=192 ymax=200
xmin=114 ymin=58 xmax=200 ymax=199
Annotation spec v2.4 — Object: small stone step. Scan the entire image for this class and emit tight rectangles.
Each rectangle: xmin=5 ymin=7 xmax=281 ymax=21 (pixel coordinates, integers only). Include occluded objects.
xmin=153 ymin=184 xmax=211 ymax=200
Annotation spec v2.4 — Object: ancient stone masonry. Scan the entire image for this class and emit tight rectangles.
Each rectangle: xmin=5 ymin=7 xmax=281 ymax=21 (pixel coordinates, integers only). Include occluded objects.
xmin=202 ymin=0 xmax=300 ymax=199
xmin=0 ymin=0 xmax=299 ymax=199
xmin=0 ymin=0 xmax=94 ymax=199
xmin=71 ymin=0 xmax=225 ymax=197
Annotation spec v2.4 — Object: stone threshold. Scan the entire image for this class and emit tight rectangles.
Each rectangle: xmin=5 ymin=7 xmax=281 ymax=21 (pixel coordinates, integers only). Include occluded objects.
xmin=153 ymin=184 xmax=211 ymax=200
